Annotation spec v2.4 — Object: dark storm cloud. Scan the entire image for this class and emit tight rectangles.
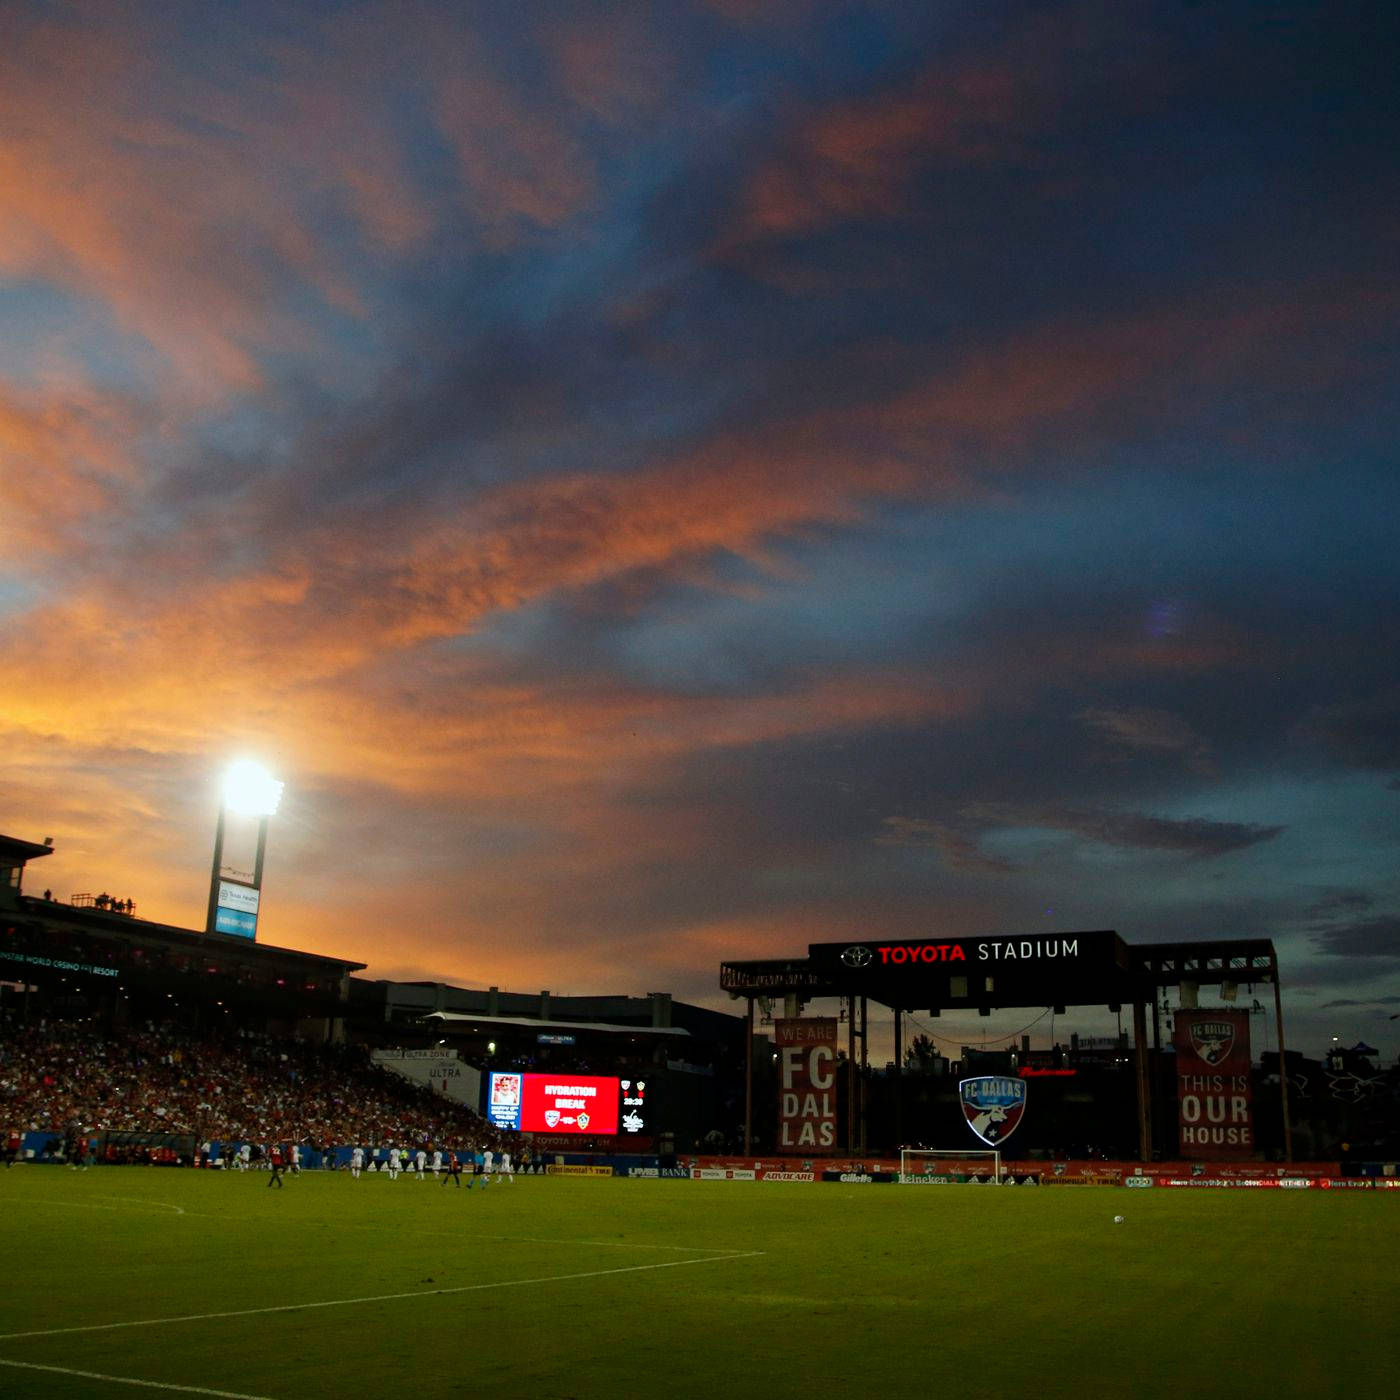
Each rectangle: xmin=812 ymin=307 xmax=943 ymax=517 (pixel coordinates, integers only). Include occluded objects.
xmin=1078 ymin=708 xmax=1216 ymax=776
xmin=1295 ymin=692 xmax=1400 ymax=777
xmin=1306 ymin=891 xmax=1374 ymax=919
xmin=882 ymin=805 xmax=1282 ymax=871
xmin=1311 ymin=917 xmax=1400 ymax=961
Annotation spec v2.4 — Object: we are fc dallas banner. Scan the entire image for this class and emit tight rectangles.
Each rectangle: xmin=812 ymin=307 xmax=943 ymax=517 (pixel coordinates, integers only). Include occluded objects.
xmin=1173 ymin=1008 xmax=1254 ymax=1159
xmin=776 ymin=1018 xmax=838 ymax=1150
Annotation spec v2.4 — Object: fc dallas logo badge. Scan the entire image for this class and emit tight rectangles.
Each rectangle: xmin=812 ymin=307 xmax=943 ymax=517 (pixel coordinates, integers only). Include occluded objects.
xmin=1189 ymin=1020 xmax=1235 ymax=1067
xmin=958 ymin=1076 xmax=1027 ymax=1146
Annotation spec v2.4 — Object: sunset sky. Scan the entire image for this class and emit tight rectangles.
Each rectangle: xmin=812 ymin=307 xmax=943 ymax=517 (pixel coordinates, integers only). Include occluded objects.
xmin=4 ymin=0 xmax=1397 ymax=1062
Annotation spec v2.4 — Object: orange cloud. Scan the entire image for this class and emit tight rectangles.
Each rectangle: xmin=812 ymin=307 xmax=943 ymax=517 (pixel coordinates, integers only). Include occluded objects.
xmin=545 ymin=12 xmax=676 ymax=125
xmin=0 ymin=3 xmax=607 ymax=401
xmin=3 ymin=272 xmax=1322 ymax=794
xmin=0 ymin=379 xmax=147 ymax=558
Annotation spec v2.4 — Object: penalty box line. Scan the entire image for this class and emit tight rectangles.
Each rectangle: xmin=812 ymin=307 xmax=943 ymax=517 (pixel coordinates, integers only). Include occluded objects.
xmin=0 ymin=1357 xmax=273 ymax=1399
xmin=0 ymin=1251 xmax=766 ymax=1344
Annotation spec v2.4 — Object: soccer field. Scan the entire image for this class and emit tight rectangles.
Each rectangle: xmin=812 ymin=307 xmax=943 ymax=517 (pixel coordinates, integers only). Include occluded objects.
xmin=2 ymin=1167 xmax=1395 ymax=1400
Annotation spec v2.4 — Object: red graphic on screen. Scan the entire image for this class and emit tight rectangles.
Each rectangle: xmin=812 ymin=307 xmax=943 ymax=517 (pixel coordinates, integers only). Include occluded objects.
xmin=519 ymin=1075 xmax=620 ymax=1134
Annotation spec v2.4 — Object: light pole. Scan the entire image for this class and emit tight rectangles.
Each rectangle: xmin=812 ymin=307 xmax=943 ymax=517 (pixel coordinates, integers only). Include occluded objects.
xmin=205 ymin=760 xmax=284 ymax=939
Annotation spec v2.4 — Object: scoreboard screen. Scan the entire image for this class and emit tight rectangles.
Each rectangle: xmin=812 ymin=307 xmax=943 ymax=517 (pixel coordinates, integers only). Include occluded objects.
xmin=486 ymin=1071 xmax=648 ymax=1137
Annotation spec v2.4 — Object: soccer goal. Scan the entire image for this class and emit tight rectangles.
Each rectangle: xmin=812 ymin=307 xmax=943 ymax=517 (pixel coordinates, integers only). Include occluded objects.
xmin=898 ymin=1147 xmax=1003 ymax=1183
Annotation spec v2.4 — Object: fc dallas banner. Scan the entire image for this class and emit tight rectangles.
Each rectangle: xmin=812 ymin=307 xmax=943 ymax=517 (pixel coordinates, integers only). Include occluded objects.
xmin=775 ymin=1018 xmax=838 ymax=1150
xmin=1173 ymin=1008 xmax=1254 ymax=1159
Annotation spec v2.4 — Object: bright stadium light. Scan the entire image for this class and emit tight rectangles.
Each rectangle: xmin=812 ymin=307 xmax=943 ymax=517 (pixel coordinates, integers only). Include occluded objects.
xmin=206 ymin=761 xmax=285 ymax=939
xmin=223 ymin=760 xmax=284 ymax=817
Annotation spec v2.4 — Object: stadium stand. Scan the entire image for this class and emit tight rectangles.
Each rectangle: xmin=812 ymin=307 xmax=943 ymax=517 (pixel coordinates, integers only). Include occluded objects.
xmin=0 ymin=1018 xmax=516 ymax=1158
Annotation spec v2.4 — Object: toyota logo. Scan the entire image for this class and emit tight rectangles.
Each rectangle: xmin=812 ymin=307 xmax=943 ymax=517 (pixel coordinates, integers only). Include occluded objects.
xmin=841 ymin=945 xmax=873 ymax=968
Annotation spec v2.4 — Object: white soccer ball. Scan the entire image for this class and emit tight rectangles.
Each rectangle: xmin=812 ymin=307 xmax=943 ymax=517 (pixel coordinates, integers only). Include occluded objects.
xmin=1113 ymin=1215 xmax=1125 ymax=1224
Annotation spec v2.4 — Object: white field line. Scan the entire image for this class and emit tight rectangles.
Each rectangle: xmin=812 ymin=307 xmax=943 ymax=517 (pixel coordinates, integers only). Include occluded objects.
xmin=18 ymin=1196 xmax=187 ymax=1217
xmin=0 ymin=1357 xmax=271 ymax=1398
xmin=330 ymin=1222 xmax=753 ymax=1252
xmin=0 ymin=1250 xmax=765 ymax=1343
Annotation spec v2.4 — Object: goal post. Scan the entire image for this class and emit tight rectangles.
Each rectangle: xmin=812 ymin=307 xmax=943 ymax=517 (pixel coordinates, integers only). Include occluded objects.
xmin=898 ymin=1147 xmax=1002 ymax=1182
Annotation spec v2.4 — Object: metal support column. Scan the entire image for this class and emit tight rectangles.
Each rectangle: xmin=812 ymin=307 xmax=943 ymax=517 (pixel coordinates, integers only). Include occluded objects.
xmin=204 ymin=803 xmax=227 ymax=934
xmin=846 ymin=996 xmax=857 ymax=1152
xmin=743 ymin=996 xmax=754 ymax=1156
xmin=1133 ymin=999 xmax=1151 ymax=1162
xmin=1272 ymin=973 xmax=1293 ymax=1162
xmin=893 ymin=1006 xmax=904 ymax=1150
xmin=859 ymin=994 xmax=868 ymax=1155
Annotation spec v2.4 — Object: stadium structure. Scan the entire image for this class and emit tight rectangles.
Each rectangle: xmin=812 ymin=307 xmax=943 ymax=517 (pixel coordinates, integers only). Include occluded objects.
xmin=0 ymin=830 xmax=747 ymax=1157
xmin=720 ymin=930 xmax=1304 ymax=1162
xmin=5 ymin=829 xmax=1396 ymax=1164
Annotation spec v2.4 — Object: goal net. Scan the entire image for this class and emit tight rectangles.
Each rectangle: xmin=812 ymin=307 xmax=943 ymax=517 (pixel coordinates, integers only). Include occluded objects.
xmin=898 ymin=1148 xmax=1003 ymax=1183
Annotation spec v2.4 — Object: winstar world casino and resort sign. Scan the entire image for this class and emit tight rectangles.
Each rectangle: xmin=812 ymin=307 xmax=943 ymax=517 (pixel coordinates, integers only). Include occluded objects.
xmin=804 ymin=931 xmax=1132 ymax=1010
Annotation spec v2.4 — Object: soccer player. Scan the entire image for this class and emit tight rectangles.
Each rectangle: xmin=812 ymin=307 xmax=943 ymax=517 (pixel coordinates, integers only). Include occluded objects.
xmin=483 ymin=1145 xmax=494 ymax=1179
xmin=388 ymin=1145 xmax=402 ymax=1181
xmin=289 ymin=1143 xmax=301 ymax=1175
xmin=4 ymin=1126 xmax=21 ymax=1166
xmin=239 ymin=1143 xmax=252 ymax=1172
xmin=414 ymin=1147 xmax=427 ymax=1180
xmin=267 ymin=1144 xmax=285 ymax=1188
xmin=499 ymin=1149 xmax=514 ymax=1182
xmin=350 ymin=1145 xmax=364 ymax=1178
xmin=442 ymin=1150 xmax=463 ymax=1187
xmin=430 ymin=1147 xmax=443 ymax=1179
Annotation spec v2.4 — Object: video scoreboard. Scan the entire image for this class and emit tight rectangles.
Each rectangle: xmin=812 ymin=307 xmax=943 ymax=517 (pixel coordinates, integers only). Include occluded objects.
xmin=485 ymin=1071 xmax=648 ymax=1138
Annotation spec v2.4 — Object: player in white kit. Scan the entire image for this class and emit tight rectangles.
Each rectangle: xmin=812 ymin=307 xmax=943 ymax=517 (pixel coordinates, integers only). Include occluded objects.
xmin=388 ymin=1145 xmax=402 ymax=1180
xmin=350 ymin=1146 xmax=364 ymax=1178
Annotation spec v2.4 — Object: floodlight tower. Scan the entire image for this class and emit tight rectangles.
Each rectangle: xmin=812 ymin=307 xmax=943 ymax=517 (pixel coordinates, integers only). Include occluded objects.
xmin=205 ymin=760 xmax=284 ymax=939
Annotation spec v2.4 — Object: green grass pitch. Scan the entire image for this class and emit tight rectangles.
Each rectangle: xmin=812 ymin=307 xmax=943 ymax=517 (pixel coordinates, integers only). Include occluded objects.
xmin=2 ymin=1167 xmax=1395 ymax=1399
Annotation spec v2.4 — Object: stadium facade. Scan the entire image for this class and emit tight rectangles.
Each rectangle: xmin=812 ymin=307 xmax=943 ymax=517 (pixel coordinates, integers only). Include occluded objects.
xmin=7 ymin=830 xmax=1395 ymax=1160
xmin=1 ymin=830 xmax=748 ymax=1154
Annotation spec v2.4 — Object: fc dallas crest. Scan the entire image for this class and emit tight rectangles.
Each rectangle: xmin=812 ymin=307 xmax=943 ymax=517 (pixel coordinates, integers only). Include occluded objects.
xmin=959 ymin=1075 xmax=1027 ymax=1145
xmin=1188 ymin=1019 xmax=1236 ymax=1067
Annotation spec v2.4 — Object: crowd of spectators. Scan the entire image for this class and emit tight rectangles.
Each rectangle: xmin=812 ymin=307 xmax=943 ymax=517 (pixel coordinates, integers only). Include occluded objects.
xmin=0 ymin=1018 xmax=522 ymax=1156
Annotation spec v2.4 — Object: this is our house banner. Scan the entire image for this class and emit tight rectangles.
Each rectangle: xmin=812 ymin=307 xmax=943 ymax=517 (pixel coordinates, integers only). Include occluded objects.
xmin=1173 ymin=1008 xmax=1254 ymax=1159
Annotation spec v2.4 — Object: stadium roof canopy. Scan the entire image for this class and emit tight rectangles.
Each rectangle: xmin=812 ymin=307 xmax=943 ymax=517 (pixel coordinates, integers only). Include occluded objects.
xmin=426 ymin=1011 xmax=689 ymax=1037
xmin=1 ymin=828 xmax=365 ymax=1022
xmin=0 ymin=833 xmax=56 ymax=865
xmin=720 ymin=930 xmax=1279 ymax=1013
